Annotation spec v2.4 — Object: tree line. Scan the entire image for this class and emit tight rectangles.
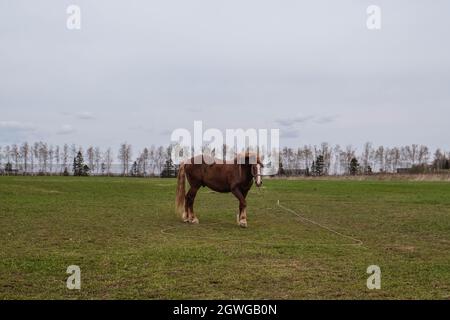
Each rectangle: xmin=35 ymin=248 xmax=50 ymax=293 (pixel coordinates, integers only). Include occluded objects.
xmin=279 ymin=142 xmax=449 ymax=176
xmin=0 ymin=142 xmax=174 ymax=177
xmin=0 ymin=141 xmax=449 ymax=177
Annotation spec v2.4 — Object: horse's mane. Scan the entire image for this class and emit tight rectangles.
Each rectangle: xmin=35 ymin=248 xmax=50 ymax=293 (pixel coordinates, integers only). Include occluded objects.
xmin=234 ymin=151 xmax=262 ymax=165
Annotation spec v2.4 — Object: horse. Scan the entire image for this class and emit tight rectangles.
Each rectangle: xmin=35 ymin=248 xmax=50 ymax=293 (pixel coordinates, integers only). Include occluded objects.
xmin=175 ymin=152 xmax=263 ymax=228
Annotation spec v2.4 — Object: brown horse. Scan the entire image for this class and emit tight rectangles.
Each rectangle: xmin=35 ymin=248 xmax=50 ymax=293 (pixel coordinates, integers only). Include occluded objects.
xmin=175 ymin=153 xmax=263 ymax=228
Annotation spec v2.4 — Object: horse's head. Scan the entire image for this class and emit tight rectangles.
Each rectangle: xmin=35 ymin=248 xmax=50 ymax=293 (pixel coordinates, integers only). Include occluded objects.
xmin=236 ymin=152 xmax=264 ymax=187
xmin=245 ymin=153 xmax=263 ymax=187
xmin=251 ymin=160 xmax=263 ymax=187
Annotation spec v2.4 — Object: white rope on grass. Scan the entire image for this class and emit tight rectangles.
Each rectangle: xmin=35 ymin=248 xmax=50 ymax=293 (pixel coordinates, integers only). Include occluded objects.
xmin=159 ymin=223 xmax=360 ymax=247
xmin=276 ymin=200 xmax=364 ymax=246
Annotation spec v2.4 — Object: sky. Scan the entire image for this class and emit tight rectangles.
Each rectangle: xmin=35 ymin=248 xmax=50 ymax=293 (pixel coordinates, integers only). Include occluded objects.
xmin=1 ymin=0 xmax=449 ymax=152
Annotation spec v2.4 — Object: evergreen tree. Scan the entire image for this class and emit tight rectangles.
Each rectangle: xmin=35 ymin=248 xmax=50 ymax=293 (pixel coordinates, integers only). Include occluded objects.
xmin=160 ymin=157 xmax=176 ymax=177
xmin=82 ymin=164 xmax=90 ymax=176
xmin=131 ymin=161 xmax=138 ymax=176
xmin=349 ymin=157 xmax=359 ymax=175
xmin=278 ymin=160 xmax=285 ymax=176
xmin=5 ymin=162 xmax=13 ymax=173
xmin=314 ymin=155 xmax=324 ymax=176
xmin=73 ymin=151 xmax=90 ymax=176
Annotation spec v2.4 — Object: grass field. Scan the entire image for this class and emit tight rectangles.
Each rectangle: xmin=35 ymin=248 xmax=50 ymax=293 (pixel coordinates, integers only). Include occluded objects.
xmin=0 ymin=176 xmax=449 ymax=299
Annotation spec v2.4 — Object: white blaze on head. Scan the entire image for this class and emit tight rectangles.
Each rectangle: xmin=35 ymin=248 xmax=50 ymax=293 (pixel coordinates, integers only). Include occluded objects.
xmin=256 ymin=164 xmax=262 ymax=186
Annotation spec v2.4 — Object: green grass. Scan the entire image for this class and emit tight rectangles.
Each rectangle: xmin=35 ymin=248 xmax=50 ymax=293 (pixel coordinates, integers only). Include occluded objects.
xmin=0 ymin=176 xmax=449 ymax=299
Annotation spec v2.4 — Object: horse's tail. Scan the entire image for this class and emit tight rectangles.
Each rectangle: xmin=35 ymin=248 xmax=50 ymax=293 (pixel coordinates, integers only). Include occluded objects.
xmin=175 ymin=163 xmax=186 ymax=216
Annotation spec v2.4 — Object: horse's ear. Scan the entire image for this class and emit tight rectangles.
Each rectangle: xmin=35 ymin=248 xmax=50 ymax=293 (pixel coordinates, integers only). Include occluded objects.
xmin=255 ymin=154 xmax=264 ymax=167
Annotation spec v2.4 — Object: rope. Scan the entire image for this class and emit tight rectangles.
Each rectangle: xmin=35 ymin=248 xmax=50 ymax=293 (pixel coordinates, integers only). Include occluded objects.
xmin=160 ymin=223 xmax=362 ymax=247
xmin=276 ymin=200 xmax=363 ymax=246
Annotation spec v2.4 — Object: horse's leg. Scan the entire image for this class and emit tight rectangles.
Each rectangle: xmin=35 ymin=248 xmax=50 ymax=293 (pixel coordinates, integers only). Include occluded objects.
xmin=231 ymin=188 xmax=247 ymax=228
xmin=185 ymin=186 xmax=199 ymax=224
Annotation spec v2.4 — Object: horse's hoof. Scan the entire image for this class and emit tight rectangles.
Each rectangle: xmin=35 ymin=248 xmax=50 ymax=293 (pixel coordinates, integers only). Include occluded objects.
xmin=239 ymin=220 xmax=248 ymax=228
xmin=183 ymin=219 xmax=190 ymax=223
xmin=191 ymin=217 xmax=199 ymax=224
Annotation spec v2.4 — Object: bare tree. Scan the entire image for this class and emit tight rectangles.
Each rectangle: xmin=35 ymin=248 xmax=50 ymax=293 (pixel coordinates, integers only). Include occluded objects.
xmin=62 ymin=144 xmax=69 ymax=173
xmin=342 ymin=145 xmax=356 ymax=175
xmin=391 ymin=147 xmax=401 ymax=172
xmin=302 ymin=145 xmax=313 ymax=171
xmin=94 ymin=147 xmax=101 ymax=174
xmin=375 ymin=146 xmax=384 ymax=173
xmin=4 ymin=145 xmax=11 ymax=165
xmin=320 ymin=142 xmax=332 ymax=175
xmin=102 ymin=147 xmax=112 ymax=175
xmin=118 ymin=143 xmax=132 ymax=175
xmin=55 ymin=145 xmax=60 ymax=173
xmin=332 ymin=145 xmax=342 ymax=175
xmin=142 ymin=147 xmax=149 ymax=176
xmin=361 ymin=142 xmax=374 ymax=173
xmin=70 ymin=144 xmax=77 ymax=162
xmin=148 ymin=145 xmax=156 ymax=176
xmin=38 ymin=142 xmax=49 ymax=173
xmin=418 ymin=145 xmax=429 ymax=165
xmin=19 ymin=142 xmax=29 ymax=173
xmin=86 ymin=146 xmax=95 ymax=173
xmin=33 ymin=143 xmax=39 ymax=174
xmin=11 ymin=144 xmax=19 ymax=170
xmin=154 ymin=146 xmax=166 ymax=175
xmin=48 ymin=145 xmax=54 ymax=174
xmin=433 ymin=149 xmax=446 ymax=170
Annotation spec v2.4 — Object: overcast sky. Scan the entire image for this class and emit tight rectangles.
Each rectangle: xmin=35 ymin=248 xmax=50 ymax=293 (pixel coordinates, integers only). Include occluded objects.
xmin=1 ymin=0 xmax=449 ymax=152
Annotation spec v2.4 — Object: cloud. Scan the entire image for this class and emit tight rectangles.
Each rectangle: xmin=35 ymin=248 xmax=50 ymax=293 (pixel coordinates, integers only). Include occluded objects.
xmin=276 ymin=114 xmax=339 ymax=128
xmin=280 ymin=128 xmax=301 ymax=139
xmin=275 ymin=115 xmax=314 ymax=127
xmin=186 ymin=106 xmax=203 ymax=113
xmin=160 ymin=129 xmax=173 ymax=136
xmin=314 ymin=114 xmax=339 ymax=124
xmin=0 ymin=121 xmax=36 ymax=130
xmin=56 ymin=124 xmax=76 ymax=135
xmin=275 ymin=114 xmax=339 ymax=140
xmin=129 ymin=125 xmax=153 ymax=133
xmin=76 ymin=112 xmax=95 ymax=120
xmin=0 ymin=121 xmax=37 ymax=143
xmin=61 ymin=111 xmax=95 ymax=120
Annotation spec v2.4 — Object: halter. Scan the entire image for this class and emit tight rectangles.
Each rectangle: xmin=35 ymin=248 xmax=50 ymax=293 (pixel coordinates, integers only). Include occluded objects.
xmin=251 ymin=164 xmax=263 ymax=179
